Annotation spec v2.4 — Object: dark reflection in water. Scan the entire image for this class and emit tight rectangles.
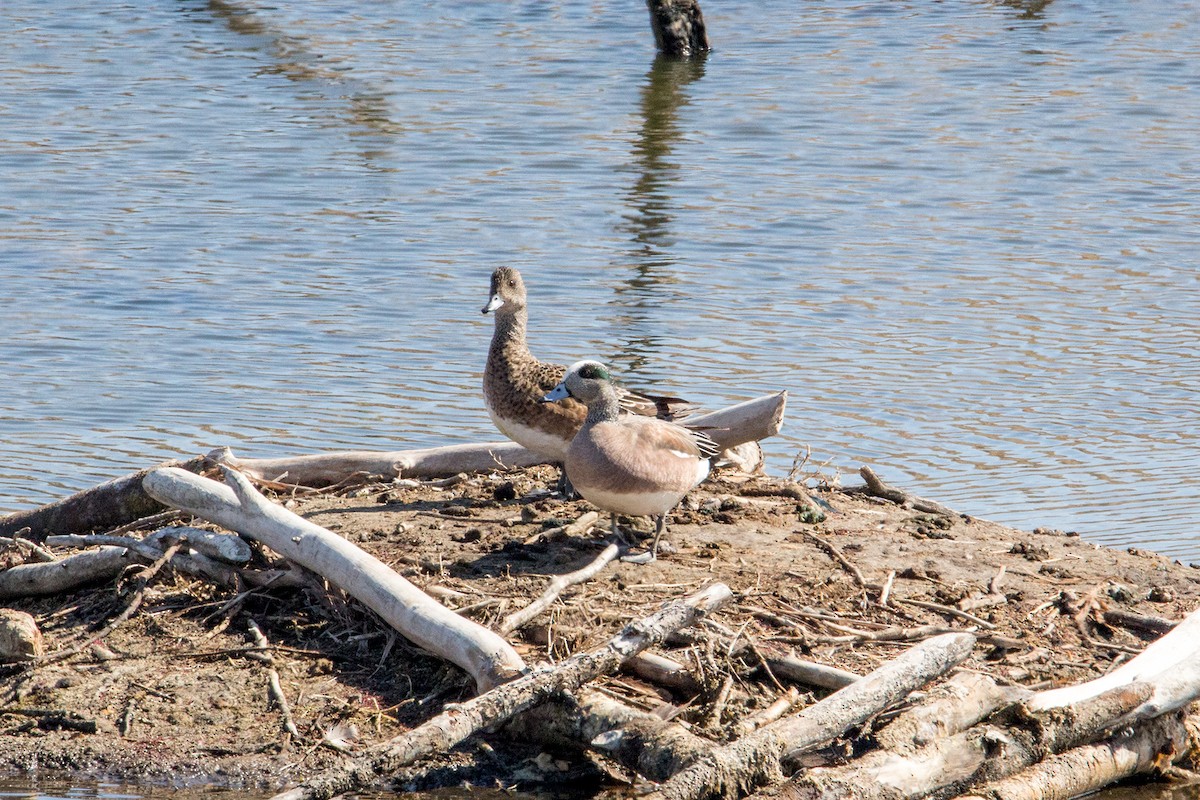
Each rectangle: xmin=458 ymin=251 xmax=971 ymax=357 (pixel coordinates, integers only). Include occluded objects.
xmin=620 ymin=55 xmax=707 ymax=286
xmin=610 ymin=56 xmax=707 ymax=376
xmin=201 ymin=0 xmax=398 ymax=137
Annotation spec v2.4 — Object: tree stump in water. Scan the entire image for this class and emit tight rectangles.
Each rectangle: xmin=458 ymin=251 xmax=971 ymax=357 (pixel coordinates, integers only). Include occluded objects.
xmin=647 ymin=0 xmax=710 ymax=58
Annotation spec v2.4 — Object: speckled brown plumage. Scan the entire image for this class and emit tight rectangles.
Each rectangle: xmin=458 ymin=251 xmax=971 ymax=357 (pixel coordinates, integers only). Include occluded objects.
xmin=481 ymin=267 xmax=692 ymax=462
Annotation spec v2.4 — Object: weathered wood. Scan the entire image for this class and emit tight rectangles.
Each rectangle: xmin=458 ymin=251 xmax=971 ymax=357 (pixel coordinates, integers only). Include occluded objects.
xmin=645 ymin=632 xmax=976 ymax=800
xmin=764 ymin=683 xmax=1158 ymax=800
xmin=859 ymin=466 xmax=961 ymax=518
xmin=0 ymin=456 xmax=211 ymax=542
xmin=216 ymin=393 xmax=786 ymax=489
xmin=646 ymin=0 xmax=710 ymax=58
xmin=508 ymin=688 xmax=715 ymax=782
xmin=269 ymin=583 xmax=733 ymax=800
xmin=0 ymin=546 xmax=136 ymax=599
xmin=215 ymin=442 xmax=546 ymax=488
xmin=876 ymin=672 xmax=1029 ymax=752
xmin=1027 ymin=604 xmax=1200 ymax=722
xmin=954 ymin=713 xmax=1189 ymax=800
xmin=143 ymin=466 xmax=526 ymax=692
xmin=498 ymin=542 xmax=621 ymax=634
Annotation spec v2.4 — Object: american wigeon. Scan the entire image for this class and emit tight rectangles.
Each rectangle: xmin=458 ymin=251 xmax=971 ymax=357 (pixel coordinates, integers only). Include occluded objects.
xmin=542 ymin=360 xmax=718 ymax=558
xmin=481 ymin=267 xmax=689 ymax=462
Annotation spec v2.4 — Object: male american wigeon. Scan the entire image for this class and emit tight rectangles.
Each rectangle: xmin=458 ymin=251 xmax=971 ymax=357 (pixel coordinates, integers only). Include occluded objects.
xmin=542 ymin=359 xmax=719 ymax=559
xmin=481 ymin=267 xmax=689 ymax=462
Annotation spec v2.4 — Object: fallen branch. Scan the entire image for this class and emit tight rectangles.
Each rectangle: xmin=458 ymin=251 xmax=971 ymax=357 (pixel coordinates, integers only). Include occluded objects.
xmin=0 ymin=456 xmax=212 ymax=541
xmin=0 ymin=547 xmax=136 ymax=600
xmin=248 ymin=618 xmax=300 ymax=739
xmin=214 ymin=393 xmax=786 ymax=489
xmin=954 ymin=713 xmax=1188 ymax=800
xmin=508 ymin=688 xmax=715 ymax=782
xmin=269 ymin=582 xmax=733 ymax=800
xmin=766 ymin=681 xmax=1160 ymax=800
xmin=498 ymin=542 xmax=621 ymax=634
xmin=859 ymin=466 xmax=961 ymax=518
xmin=143 ymin=466 xmax=526 ymax=692
xmin=1026 ymin=603 xmax=1200 ymax=722
xmin=644 ymin=632 xmax=976 ymax=800
xmin=875 ymin=671 xmax=1030 ymax=752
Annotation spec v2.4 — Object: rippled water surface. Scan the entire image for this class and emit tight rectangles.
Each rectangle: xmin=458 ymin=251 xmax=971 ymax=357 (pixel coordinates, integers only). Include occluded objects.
xmin=2 ymin=0 xmax=1198 ymax=558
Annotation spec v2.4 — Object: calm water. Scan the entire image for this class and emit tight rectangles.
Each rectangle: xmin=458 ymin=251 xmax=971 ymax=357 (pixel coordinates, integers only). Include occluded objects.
xmin=1 ymin=0 xmax=1198 ymax=561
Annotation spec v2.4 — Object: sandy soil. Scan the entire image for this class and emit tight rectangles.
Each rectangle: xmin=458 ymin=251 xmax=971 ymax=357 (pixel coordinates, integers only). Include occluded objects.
xmin=2 ymin=463 xmax=1198 ymax=793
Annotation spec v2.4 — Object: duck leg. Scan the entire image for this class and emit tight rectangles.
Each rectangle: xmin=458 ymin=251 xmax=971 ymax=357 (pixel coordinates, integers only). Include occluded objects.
xmin=556 ymin=466 xmax=577 ymax=500
xmin=648 ymin=515 xmax=669 ymax=559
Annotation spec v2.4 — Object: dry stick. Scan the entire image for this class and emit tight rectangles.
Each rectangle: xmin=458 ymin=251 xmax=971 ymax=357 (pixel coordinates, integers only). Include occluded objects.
xmin=894 ymin=598 xmax=998 ymax=631
xmin=625 ymin=651 xmax=702 ymax=695
xmin=954 ymin=713 xmax=1188 ymax=800
xmin=858 ymin=466 xmax=962 ymax=518
xmin=269 ymin=583 xmax=733 ymax=800
xmin=44 ymin=533 xmax=241 ymax=589
xmin=144 ymin=466 xmax=525 ymax=692
xmin=677 ymin=624 xmax=860 ymax=691
xmin=34 ymin=542 xmax=183 ymax=666
xmin=497 ymin=542 xmax=621 ymax=634
xmin=247 ymin=619 xmax=300 ymax=739
xmin=733 ymin=688 xmax=802 ymax=738
xmin=643 ymin=632 xmax=976 ymax=800
xmin=219 ymin=393 xmax=786 ymax=490
xmin=796 ymin=530 xmax=873 ymax=590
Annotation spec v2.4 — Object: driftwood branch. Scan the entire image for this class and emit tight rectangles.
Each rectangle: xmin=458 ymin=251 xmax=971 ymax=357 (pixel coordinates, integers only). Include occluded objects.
xmin=0 ymin=456 xmax=211 ymax=541
xmin=142 ymin=466 xmax=526 ymax=692
xmin=0 ymin=547 xmax=137 ymax=600
xmin=1026 ymin=604 xmax=1200 ymax=722
xmin=646 ymin=632 xmax=976 ymax=800
xmin=498 ymin=542 xmax=621 ymax=634
xmin=217 ymin=393 xmax=786 ymax=489
xmin=955 ymin=713 xmax=1189 ymax=800
xmin=269 ymin=582 xmax=733 ymax=800
xmin=859 ymin=466 xmax=961 ymax=518
xmin=508 ymin=688 xmax=715 ymax=782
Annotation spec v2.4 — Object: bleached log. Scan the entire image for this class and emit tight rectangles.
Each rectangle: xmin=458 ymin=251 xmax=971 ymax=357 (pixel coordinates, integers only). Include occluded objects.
xmin=954 ymin=713 xmax=1189 ymax=800
xmin=44 ymin=532 xmax=242 ymax=588
xmin=876 ymin=672 xmax=1029 ymax=752
xmin=0 ymin=547 xmax=137 ymax=599
xmin=765 ymin=683 xmax=1157 ymax=800
xmin=213 ymin=393 xmax=786 ymax=489
xmin=269 ymin=583 xmax=733 ymax=800
xmin=687 ymin=391 xmax=787 ymax=452
xmin=216 ymin=442 xmax=546 ymax=487
xmin=143 ymin=466 xmax=526 ymax=692
xmin=507 ymin=688 xmax=714 ymax=782
xmin=644 ymin=632 xmax=976 ymax=800
xmin=1026 ymin=604 xmax=1200 ymax=722
xmin=0 ymin=456 xmax=210 ymax=541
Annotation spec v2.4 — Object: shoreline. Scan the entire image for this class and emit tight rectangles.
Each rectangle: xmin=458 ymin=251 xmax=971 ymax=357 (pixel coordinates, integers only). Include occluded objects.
xmin=1 ymin=462 xmax=1197 ymax=793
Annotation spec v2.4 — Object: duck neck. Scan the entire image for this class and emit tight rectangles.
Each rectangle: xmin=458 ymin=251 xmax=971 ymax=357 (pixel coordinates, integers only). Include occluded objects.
xmin=585 ymin=385 xmax=623 ymax=424
xmin=489 ymin=307 xmax=530 ymax=360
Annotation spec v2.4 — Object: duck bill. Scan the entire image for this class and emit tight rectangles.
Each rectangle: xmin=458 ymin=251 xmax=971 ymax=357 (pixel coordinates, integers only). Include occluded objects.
xmin=481 ymin=294 xmax=503 ymax=314
xmin=540 ymin=383 xmax=570 ymax=403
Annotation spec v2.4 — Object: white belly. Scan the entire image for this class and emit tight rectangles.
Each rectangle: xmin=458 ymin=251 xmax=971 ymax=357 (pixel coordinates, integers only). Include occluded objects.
xmin=487 ymin=407 xmax=570 ymax=461
xmin=576 ymin=486 xmax=688 ymax=518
